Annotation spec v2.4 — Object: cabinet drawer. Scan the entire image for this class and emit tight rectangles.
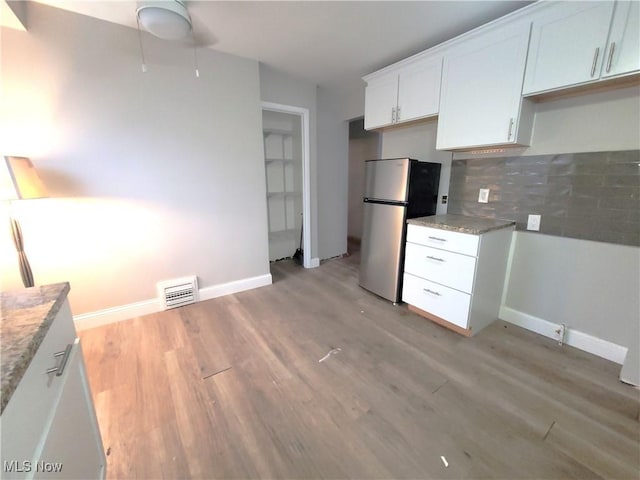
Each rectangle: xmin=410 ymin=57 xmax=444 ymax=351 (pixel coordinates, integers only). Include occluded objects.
xmin=1 ymin=300 xmax=77 ymax=467
xmin=402 ymin=273 xmax=471 ymax=329
xmin=404 ymin=242 xmax=477 ymax=293
xmin=407 ymin=224 xmax=479 ymax=256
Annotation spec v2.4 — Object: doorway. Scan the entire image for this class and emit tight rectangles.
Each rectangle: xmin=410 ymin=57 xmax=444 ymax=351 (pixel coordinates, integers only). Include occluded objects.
xmin=261 ymin=102 xmax=312 ymax=268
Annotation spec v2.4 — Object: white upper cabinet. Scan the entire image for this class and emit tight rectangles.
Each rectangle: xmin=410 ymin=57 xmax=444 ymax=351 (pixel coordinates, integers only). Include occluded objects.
xmin=364 ymin=71 xmax=398 ymax=130
xmin=436 ymin=21 xmax=533 ymax=150
xmin=364 ymin=54 xmax=442 ymax=130
xmin=523 ymin=1 xmax=638 ymax=95
xmin=602 ymin=1 xmax=640 ymax=79
xmin=396 ymin=57 xmax=442 ymax=124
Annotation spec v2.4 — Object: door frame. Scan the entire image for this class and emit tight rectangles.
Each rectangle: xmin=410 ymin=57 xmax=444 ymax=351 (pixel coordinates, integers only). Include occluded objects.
xmin=261 ymin=102 xmax=313 ymax=268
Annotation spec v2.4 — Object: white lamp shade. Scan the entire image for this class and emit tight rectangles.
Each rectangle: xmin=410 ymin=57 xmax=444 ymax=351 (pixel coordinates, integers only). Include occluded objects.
xmin=1 ymin=156 xmax=47 ymax=200
xmin=137 ymin=1 xmax=192 ymax=40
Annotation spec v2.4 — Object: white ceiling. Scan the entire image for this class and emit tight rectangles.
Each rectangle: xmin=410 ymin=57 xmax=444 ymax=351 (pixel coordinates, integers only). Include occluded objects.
xmin=32 ymin=0 xmax=534 ymax=89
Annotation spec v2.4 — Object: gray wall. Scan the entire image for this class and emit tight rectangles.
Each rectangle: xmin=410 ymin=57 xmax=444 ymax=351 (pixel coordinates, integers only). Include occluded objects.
xmin=507 ymin=232 xmax=639 ymax=349
xmin=317 ymin=86 xmax=350 ymax=259
xmin=448 ymin=150 xmax=639 ymax=246
xmin=259 ymin=71 xmax=355 ymax=261
xmin=378 ymin=85 xmax=640 ymax=370
xmin=0 ymin=3 xmax=269 ymax=314
xmin=502 ymin=86 xmax=640 ymax=374
xmin=259 ymin=64 xmax=319 ymax=260
xmin=348 ymin=131 xmax=380 ymax=241
xmin=380 ymin=119 xmax=454 ymax=215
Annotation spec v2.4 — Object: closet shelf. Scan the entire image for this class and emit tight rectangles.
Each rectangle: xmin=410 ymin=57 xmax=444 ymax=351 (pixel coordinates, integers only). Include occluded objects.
xmin=263 ymin=128 xmax=294 ymax=136
xmin=267 ymin=191 xmax=302 ymax=198
xmin=265 ymin=157 xmax=295 ymax=164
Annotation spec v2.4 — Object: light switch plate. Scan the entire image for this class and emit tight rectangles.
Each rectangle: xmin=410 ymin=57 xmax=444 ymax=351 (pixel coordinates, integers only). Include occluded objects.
xmin=527 ymin=214 xmax=541 ymax=231
xmin=478 ymin=188 xmax=490 ymax=203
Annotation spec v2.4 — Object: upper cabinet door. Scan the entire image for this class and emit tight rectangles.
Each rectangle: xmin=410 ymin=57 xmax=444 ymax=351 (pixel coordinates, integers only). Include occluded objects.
xmin=523 ymin=2 xmax=615 ymax=95
xmin=436 ymin=22 xmax=533 ymax=150
xmin=364 ymin=72 xmax=398 ymax=130
xmin=602 ymin=1 xmax=640 ymax=78
xmin=396 ymin=55 xmax=442 ymax=123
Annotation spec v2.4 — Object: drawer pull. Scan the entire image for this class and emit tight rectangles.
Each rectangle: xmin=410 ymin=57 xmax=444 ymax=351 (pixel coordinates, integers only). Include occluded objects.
xmin=426 ymin=256 xmax=445 ymax=262
xmin=423 ymin=288 xmax=441 ymax=296
xmin=427 ymin=236 xmax=447 ymax=242
xmin=46 ymin=344 xmax=72 ymax=377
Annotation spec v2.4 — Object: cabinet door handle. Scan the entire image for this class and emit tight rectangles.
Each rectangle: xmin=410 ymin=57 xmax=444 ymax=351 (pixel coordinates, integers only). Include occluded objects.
xmin=606 ymin=42 xmax=616 ymax=73
xmin=46 ymin=344 xmax=72 ymax=377
xmin=426 ymin=256 xmax=445 ymax=262
xmin=590 ymin=47 xmax=600 ymax=77
xmin=427 ymin=236 xmax=447 ymax=242
xmin=391 ymin=107 xmax=396 ymax=123
xmin=396 ymin=106 xmax=401 ymax=122
xmin=507 ymin=117 xmax=514 ymax=140
xmin=423 ymin=288 xmax=441 ymax=296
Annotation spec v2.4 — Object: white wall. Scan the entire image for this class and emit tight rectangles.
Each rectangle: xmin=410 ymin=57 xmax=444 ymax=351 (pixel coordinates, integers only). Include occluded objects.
xmin=380 ymin=119 xmax=454 ymax=215
xmin=0 ymin=3 xmax=270 ymax=318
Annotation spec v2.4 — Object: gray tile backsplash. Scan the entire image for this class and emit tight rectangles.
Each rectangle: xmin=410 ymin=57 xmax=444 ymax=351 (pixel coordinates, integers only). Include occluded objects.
xmin=448 ymin=150 xmax=640 ymax=246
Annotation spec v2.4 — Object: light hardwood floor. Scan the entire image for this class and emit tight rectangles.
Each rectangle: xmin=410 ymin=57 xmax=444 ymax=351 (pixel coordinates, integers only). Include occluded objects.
xmin=80 ymin=252 xmax=640 ymax=479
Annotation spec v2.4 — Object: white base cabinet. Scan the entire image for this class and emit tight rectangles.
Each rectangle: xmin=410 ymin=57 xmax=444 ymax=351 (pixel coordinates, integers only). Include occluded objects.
xmin=0 ymin=300 xmax=105 ymax=480
xmin=403 ymin=224 xmax=514 ymax=336
xmin=34 ymin=339 xmax=105 ymax=479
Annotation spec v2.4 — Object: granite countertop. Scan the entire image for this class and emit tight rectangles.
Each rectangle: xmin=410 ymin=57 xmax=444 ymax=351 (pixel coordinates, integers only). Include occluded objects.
xmin=408 ymin=214 xmax=516 ymax=235
xmin=0 ymin=282 xmax=70 ymax=414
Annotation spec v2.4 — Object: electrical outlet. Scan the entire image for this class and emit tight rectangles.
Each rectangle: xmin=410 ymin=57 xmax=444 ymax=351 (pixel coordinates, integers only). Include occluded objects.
xmin=527 ymin=214 xmax=541 ymax=231
xmin=478 ymin=188 xmax=490 ymax=203
xmin=554 ymin=324 xmax=566 ymax=345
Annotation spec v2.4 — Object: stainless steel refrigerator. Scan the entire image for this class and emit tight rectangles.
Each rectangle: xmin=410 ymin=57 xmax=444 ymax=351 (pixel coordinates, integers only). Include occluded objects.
xmin=359 ymin=158 xmax=441 ymax=303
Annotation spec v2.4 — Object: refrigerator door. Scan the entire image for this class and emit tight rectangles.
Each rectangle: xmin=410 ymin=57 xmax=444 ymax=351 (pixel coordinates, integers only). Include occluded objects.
xmin=359 ymin=201 xmax=407 ymax=302
xmin=364 ymin=158 xmax=410 ymax=202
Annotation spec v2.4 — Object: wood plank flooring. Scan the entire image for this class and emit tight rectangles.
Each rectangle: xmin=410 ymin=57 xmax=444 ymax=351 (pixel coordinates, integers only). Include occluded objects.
xmin=80 ymin=252 xmax=640 ymax=479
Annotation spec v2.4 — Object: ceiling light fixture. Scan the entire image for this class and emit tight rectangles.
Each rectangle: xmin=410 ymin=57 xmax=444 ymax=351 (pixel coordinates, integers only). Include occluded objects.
xmin=136 ymin=1 xmax=192 ymax=40
xmin=135 ymin=1 xmax=200 ymax=77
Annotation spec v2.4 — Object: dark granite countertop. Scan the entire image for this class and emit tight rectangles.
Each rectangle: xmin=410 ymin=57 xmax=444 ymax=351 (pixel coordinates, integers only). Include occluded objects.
xmin=408 ymin=214 xmax=516 ymax=235
xmin=0 ymin=282 xmax=70 ymax=414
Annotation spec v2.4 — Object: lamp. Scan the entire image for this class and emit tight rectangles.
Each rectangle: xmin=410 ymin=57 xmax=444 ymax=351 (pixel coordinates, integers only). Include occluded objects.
xmin=1 ymin=156 xmax=47 ymax=288
xmin=136 ymin=1 xmax=192 ymax=40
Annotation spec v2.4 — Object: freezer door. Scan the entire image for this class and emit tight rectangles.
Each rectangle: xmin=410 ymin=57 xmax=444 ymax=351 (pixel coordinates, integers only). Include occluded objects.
xmin=359 ymin=202 xmax=407 ymax=302
xmin=364 ymin=158 xmax=410 ymax=202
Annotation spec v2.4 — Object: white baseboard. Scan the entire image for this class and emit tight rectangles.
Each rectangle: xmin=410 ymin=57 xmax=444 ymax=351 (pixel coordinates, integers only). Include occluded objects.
xmin=74 ymin=273 xmax=273 ymax=331
xmin=198 ymin=273 xmax=272 ymax=301
xmin=73 ymin=299 xmax=159 ymax=331
xmin=306 ymin=257 xmax=320 ymax=268
xmin=499 ymin=306 xmax=628 ymax=365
